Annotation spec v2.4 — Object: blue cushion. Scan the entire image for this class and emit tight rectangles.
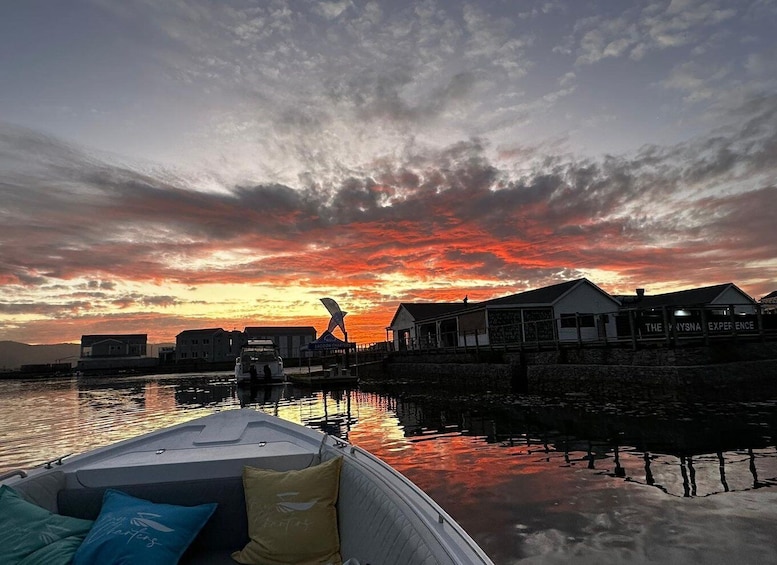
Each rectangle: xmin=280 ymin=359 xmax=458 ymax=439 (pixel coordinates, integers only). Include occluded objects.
xmin=0 ymin=484 xmax=94 ymax=565
xmin=72 ymin=488 xmax=216 ymax=565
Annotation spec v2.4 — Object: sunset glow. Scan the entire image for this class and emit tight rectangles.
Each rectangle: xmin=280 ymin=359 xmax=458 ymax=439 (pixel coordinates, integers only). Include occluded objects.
xmin=1 ymin=1 xmax=776 ymax=345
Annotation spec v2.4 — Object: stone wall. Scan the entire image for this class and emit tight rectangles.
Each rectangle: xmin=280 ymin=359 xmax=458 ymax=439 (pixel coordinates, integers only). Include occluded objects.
xmin=378 ymin=341 xmax=777 ymax=398
xmin=527 ymin=359 xmax=777 ymax=399
xmin=530 ymin=341 xmax=777 ymax=366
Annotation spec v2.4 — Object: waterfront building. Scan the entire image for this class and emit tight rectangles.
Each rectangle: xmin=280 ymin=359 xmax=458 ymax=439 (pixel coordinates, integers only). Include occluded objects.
xmin=175 ymin=328 xmax=243 ymax=363
xmin=173 ymin=326 xmax=317 ymax=365
xmin=77 ymin=334 xmax=157 ymax=372
xmin=391 ymin=279 xmax=621 ymax=349
xmin=615 ymin=283 xmax=759 ymax=339
xmin=616 ymin=282 xmax=756 ymax=312
xmin=389 ymin=303 xmax=472 ymax=351
xmin=158 ymin=346 xmax=176 ymax=364
xmin=243 ymin=326 xmax=317 ymax=363
xmin=761 ymin=290 xmax=777 ymax=314
xmin=80 ymin=334 xmax=147 ymax=358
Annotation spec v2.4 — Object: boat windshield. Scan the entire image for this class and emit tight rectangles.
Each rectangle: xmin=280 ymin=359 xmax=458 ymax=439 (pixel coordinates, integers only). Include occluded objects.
xmin=242 ymin=350 xmax=277 ymax=362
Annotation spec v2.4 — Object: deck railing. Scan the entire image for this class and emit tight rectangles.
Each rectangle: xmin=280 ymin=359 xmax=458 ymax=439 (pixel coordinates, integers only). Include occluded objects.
xmin=391 ymin=305 xmax=777 ymax=355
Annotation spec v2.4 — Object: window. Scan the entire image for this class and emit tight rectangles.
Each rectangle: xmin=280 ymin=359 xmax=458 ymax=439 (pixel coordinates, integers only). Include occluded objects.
xmin=560 ymin=314 xmax=595 ymax=328
xmin=560 ymin=314 xmax=576 ymax=328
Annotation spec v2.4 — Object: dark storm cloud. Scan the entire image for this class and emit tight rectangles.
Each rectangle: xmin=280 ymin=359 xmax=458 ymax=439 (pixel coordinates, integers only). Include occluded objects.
xmin=2 ymin=85 xmax=777 ymax=295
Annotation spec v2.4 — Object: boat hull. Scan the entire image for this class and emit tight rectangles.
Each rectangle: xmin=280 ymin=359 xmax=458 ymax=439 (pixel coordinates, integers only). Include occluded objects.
xmin=234 ymin=359 xmax=284 ymax=385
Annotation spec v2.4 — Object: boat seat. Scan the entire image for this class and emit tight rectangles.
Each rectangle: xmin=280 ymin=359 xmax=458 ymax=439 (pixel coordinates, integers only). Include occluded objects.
xmin=57 ymin=475 xmax=250 ymax=557
xmin=11 ymin=470 xmax=65 ymax=513
xmin=12 ymin=450 xmax=456 ymax=564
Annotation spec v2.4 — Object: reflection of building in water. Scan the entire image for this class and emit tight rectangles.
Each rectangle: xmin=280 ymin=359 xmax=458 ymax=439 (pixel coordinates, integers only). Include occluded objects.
xmin=236 ymin=383 xmax=292 ymax=410
xmin=76 ymin=380 xmax=147 ymax=413
xmin=527 ymin=404 xmax=777 ymax=498
xmin=359 ymin=389 xmax=777 ymax=499
xmin=173 ymin=380 xmax=235 ymax=407
xmin=297 ymin=387 xmax=358 ymax=440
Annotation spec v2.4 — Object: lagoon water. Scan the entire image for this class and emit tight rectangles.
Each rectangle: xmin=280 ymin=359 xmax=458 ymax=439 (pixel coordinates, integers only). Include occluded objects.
xmin=2 ymin=371 xmax=777 ymax=564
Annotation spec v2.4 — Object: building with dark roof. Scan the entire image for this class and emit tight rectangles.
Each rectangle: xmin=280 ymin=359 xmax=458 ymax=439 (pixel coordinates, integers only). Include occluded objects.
xmin=175 ymin=328 xmax=244 ymax=363
xmin=80 ymin=334 xmax=147 ymax=358
xmin=761 ymin=290 xmax=777 ymax=314
xmin=617 ymin=282 xmax=756 ymax=312
xmin=174 ymin=326 xmax=317 ymax=365
xmin=614 ymin=283 xmax=759 ymax=340
xmin=389 ymin=279 xmax=621 ymax=349
xmin=389 ymin=303 xmax=470 ymax=350
xmin=77 ymin=334 xmax=158 ymax=372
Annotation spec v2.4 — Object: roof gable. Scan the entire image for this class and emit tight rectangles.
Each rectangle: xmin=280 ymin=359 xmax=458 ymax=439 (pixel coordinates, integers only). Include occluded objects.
xmin=81 ymin=334 xmax=147 ymax=346
xmin=389 ymin=302 xmax=470 ymax=327
xmin=176 ymin=328 xmax=224 ymax=338
xmin=390 ymin=279 xmax=619 ymax=325
xmin=762 ymin=290 xmax=777 ymax=301
xmin=636 ymin=283 xmax=754 ymax=308
xmin=482 ymin=279 xmax=608 ymax=307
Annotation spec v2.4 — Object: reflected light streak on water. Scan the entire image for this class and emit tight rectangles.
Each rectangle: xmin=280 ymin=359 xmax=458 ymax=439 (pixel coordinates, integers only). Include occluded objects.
xmin=3 ymin=372 xmax=777 ymax=563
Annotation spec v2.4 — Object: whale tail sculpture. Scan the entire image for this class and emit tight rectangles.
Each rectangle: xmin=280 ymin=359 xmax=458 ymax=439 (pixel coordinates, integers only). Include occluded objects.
xmin=320 ymin=298 xmax=347 ymax=336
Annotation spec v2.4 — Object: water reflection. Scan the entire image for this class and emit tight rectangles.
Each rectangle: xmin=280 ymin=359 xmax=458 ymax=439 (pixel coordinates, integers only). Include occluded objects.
xmin=2 ymin=373 xmax=777 ymax=563
xmin=374 ymin=389 xmax=777 ymax=499
xmin=3 ymin=374 xmax=776 ymax=501
xmin=236 ymin=382 xmax=290 ymax=411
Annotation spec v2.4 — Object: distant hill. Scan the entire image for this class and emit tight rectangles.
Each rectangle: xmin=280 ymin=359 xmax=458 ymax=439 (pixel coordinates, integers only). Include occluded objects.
xmin=0 ymin=341 xmax=81 ymax=371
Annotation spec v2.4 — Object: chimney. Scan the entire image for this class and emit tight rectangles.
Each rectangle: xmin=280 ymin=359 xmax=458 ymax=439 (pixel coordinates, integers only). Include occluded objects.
xmin=636 ymin=288 xmax=645 ymax=299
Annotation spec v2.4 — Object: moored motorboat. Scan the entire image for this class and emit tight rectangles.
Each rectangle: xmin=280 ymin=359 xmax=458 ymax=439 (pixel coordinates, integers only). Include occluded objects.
xmin=1 ymin=409 xmax=494 ymax=564
xmin=235 ymin=338 xmax=284 ymax=385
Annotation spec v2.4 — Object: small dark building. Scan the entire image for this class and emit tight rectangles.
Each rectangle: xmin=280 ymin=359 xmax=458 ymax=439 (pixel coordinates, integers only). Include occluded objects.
xmin=80 ymin=334 xmax=147 ymax=358
xmin=175 ymin=328 xmax=243 ymax=363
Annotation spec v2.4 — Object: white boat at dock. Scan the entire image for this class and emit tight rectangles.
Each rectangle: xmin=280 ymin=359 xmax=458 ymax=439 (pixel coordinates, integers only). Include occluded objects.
xmin=0 ymin=409 xmax=494 ymax=564
xmin=235 ymin=338 xmax=284 ymax=385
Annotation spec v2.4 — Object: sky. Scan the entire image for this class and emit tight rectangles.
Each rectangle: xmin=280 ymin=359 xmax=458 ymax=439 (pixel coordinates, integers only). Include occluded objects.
xmin=1 ymin=0 xmax=776 ymax=346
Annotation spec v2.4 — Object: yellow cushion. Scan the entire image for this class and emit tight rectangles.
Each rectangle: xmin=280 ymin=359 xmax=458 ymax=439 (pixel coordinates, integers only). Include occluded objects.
xmin=232 ymin=456 xmax=343 ymax=565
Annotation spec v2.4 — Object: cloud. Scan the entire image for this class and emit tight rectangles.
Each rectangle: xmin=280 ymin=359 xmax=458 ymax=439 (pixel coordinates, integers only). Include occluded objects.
xmin=3 ymin=85 xmax=776 ymax=315
xmin=573 ymin=0 xmax=738 ymax=64
xmin=1 ymin=0 xmax=776 ymax=343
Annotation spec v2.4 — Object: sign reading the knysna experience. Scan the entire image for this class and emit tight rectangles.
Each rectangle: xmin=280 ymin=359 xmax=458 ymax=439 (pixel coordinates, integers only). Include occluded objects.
xmin=638 ymin=314 xmax=759 ymax=336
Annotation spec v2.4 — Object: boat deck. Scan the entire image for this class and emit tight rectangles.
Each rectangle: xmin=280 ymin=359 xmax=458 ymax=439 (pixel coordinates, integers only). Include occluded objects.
xmin=288 ymin=367 xmax=359 ymax=386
